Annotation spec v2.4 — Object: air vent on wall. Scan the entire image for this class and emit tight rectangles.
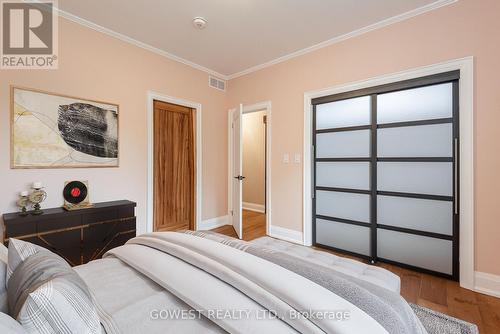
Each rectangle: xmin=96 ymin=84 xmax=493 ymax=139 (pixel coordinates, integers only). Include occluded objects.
xmin=209 ymin=76 xmax=226 ymax=91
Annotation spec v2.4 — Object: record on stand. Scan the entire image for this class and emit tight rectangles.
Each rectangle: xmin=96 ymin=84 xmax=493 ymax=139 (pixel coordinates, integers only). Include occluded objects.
xmin=63 ymin=181 xmax=92 ymax=210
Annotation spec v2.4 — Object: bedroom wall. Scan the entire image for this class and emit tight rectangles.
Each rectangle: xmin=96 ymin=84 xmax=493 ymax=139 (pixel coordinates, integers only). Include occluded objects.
xmin=226 ymin=0 xmax=500 ymax=276
xmin=242 ymin=110 xmax=266 ymax=208
xmin=0 ymin=18 xmax=228 ymax=237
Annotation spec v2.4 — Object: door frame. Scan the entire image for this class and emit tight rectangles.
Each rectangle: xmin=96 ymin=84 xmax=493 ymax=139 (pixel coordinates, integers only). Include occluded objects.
xmin=228 ymin=101 xmax=272 ymax=237
xmin=146 ymin=91 xmax=202 ymax=233
xmin=303 ymin=57 xmax=474 ymax=290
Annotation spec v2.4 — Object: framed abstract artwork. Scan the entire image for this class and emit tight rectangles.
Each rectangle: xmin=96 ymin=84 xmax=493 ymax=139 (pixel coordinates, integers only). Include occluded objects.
xmin=11 ymin=86 xmax=119 ymax=168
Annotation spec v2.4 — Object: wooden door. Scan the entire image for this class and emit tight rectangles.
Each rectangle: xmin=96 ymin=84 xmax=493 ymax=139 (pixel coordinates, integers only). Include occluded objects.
xmin=154 ymin=100 xmax=195 ymax=231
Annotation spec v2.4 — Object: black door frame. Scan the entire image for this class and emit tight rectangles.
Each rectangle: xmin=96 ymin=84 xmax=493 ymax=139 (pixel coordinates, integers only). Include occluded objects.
xmin=312 ymin=70 xmax=460 ymax=280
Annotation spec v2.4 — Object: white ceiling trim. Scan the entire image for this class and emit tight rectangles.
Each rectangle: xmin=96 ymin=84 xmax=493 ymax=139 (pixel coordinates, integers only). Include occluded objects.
xmin=53 ymin=6 xmax=230 ymax=79
xmin=227 ymin=0 xmax=458 ymax=79
xmin=49 ymin=0 xmax=457 ymax=81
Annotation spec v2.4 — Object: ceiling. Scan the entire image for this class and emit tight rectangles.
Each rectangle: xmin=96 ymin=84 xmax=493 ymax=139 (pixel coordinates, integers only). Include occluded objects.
xmin=58 ymin=0 xmax=449 ymax=78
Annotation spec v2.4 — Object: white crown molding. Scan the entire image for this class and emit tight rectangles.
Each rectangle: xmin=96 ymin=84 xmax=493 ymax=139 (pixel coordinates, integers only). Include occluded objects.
xmin=47 ymin=0 xmax=456 ymax=81
xmin=53 ymin=7 xmax=230 ymax=80
xmin=227 ymin=0 xmax=458 ymax=79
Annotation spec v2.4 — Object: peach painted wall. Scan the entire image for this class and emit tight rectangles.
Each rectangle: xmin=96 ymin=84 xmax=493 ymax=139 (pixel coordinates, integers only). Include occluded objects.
xmin=227 ymin=0 xmax=500 ymax=275
xmin=0 ymin=18 xmax=228 ymax=236
xmin=242 ymin=110 xmax=266 ymax=206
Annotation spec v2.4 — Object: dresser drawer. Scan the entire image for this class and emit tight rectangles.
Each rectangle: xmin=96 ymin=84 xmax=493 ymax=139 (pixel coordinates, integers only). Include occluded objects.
xmin=40 ymin=229 xmax=82 ymax=266
xmin=84 ymin=218 xmax=135 ymax=243
xmin=6 ymin=221 xmax=37 ymax=238
xmin=37 ymin=215 xmax=83 ymax=233
xmin=11 ymin=230 xmax=82 ymax=266
xmin=118 ymin=206 xmax=135 ymax=219
xmin=82 ymin=229 xmax=136 ymax=262
xmin=41 ymin=228 xmax=82 ymax=249
xmin=83 ymin=209 xmax=119 ymax=224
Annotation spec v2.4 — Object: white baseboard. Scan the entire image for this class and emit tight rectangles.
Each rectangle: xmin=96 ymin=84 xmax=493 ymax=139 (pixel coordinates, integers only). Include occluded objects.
xmin=199 ymin=215 xmax=230 ymax=230
xmin=474 ymin=271 xmax=500 ymax=298
xmin=242 ymin=202 xmax=265 ymax=213
xmin=268 ymin=225 xmax=303 ymax=245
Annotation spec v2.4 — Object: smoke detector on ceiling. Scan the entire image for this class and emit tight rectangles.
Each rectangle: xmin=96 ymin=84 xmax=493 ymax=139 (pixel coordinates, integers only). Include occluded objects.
xmin=192 ymin=17 xmax=207 ymax=30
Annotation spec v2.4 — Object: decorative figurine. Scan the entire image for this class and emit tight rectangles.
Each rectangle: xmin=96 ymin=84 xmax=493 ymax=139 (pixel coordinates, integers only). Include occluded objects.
xmin=17 ymin=191 xmax=29 ymax=216
xmin=29 ymin=182 xmax=47 ymax=215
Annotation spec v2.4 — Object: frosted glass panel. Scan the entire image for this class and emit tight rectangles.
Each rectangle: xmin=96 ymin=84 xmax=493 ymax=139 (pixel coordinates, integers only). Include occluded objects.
xmin=378 ymin=123 xmax=453 ymax=157
xmin=316 ymin=96 xmax=370 ymax=129
xmin=378 ymin=229 xmax=452 ymax=274
xmin=316 ymin=190 xmax=370 ymax=222
xmin=316 ymin=130 xmax=370 ymax=158
xmin=316 ymin=219 xmax=370 ymax=255
xmin=378 ymin=196 xmax=453 ymax=235
xmin=316 ymin=162 xmax=370 ymax=190
xmin=377 ymin=83 xmax=452 ymax=124
xmin=378 ymin=162 xmax=452 ymax=196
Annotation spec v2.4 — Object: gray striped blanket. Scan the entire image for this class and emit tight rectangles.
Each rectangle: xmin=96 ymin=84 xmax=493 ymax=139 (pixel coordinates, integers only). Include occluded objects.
xmin=183 ymin=230 xmax=427 ymax=334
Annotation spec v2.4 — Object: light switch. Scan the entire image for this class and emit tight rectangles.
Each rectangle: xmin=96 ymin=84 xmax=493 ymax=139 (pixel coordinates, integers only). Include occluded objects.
xmin=283 ymin=153 xmax=289 ymax=163
xmin=294 ymin=153 xmax=301 ymax=164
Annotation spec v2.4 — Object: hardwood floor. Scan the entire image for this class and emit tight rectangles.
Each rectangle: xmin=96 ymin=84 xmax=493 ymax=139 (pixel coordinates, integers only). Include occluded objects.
xmin=212 ymin=210 xmax=500 ymax=333
xmin=212 ymin=209 xmax=266 ymax=241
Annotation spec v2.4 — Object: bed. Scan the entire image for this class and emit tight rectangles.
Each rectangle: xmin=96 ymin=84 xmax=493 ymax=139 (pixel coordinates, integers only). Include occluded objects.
xmin=2 ymin=231 xmax=428 ymax=334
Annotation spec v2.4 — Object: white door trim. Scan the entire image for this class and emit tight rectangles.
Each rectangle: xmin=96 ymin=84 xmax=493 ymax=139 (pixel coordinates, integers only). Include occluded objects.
xmin=227 ymin=108 xmax=235 ymax=233
xmin=146 ymin=91 xmax=202 ymax=233
xmin=228 ymin=101 xmax=272 ymax=236
xmin=303 ymin=57 xmax=474 ymax=290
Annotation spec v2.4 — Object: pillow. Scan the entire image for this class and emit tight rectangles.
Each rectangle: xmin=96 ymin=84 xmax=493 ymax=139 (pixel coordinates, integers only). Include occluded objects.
xmin=0 ymin=243 xmax=7 ymax=313
xmin=6 ymin=238 xmax=41 ymax=285
xmin=0 ymin=243 xmax=7 ymax=264
xmin=7 ymin=238 xmax=101 ymax=334
xmin=0 ymin=312 xmax=26 ymax=334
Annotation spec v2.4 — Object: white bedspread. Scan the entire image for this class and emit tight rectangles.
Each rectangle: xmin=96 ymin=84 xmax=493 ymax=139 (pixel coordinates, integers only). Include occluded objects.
xmin=74 ymin=257 xmax=224 ymax=334
xmin=94 ymin=232 xmax=388 ymax=334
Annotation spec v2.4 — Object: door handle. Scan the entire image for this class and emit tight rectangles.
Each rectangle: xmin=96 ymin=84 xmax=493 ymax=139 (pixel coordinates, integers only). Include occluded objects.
xmin=234 ymin=175 xmax=245 ymax=181
xmin=312 ymin=144 xmax=315 ymax=199
xmin=454 ymin=138 xmax=458 ymax=215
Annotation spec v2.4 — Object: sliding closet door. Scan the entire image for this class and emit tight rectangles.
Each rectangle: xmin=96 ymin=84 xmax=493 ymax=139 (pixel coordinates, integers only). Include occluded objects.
xmin=312 ymin=71 xmax=459 ymax=280
xmin=313 ymin=96 xmax=373 ymax=258
xmin=376 ymin=81 xmax=458 ymax=278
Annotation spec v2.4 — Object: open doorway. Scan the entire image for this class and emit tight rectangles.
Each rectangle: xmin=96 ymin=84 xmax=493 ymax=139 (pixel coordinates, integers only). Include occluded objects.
xmin=228 ymin=102 xmax=271 ymax=240
xmin=241 ymin=110 xmax=267 ymax=239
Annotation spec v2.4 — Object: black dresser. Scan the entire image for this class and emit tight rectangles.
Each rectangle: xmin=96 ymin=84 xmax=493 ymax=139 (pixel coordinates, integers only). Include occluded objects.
xmin=2 ymin=200 xmax=136 ymax=266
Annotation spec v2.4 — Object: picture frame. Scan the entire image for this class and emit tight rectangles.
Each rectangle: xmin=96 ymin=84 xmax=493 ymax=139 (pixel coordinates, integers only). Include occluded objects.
xmin=10 ymin=86 xmax=120 ymax=169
